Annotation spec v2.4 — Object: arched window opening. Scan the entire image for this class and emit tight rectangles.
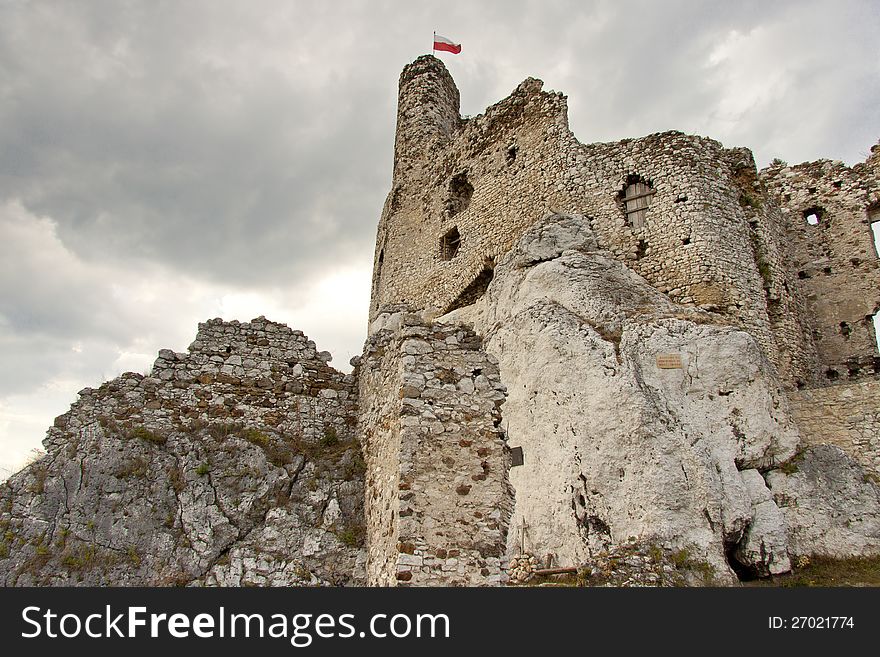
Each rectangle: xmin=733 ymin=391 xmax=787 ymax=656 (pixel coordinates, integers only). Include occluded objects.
xmin=619 ymin=175 xmax=654 ymax=230
xmin=440 ymin=227 xmax=461 ymax=261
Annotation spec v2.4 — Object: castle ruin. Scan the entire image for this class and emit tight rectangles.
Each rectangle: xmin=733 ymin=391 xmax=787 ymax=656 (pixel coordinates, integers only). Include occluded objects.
xmin=1 ymin=55 xmax=879 ymax=586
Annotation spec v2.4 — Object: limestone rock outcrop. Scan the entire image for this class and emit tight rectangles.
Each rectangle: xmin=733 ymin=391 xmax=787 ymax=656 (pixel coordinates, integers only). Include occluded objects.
xmin=444 ymin=213 xmax=879 ymax=580
xmin=766 ymin=445 xmax=880 ymax=559
xmin=0 ymin=318 xmax=366 ymax=586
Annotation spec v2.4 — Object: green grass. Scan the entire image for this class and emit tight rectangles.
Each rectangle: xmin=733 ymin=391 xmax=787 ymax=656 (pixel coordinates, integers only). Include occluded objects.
xmin=320 ymin=426 xmax=339 ymax=448
xmin=114 ymin=456 xmax=149 ymax=479
xmin=336 ymin=525 xmax=365 ymax=548
xmin=241 ymin=428 xmax=271 ymax=447
xmin=128 ymin=426 xmax=167 ymax=445
xmin=747 ymin=555 xmax=880 ymax=587
xmin=775 ymin=450 xmax=804 ymax=475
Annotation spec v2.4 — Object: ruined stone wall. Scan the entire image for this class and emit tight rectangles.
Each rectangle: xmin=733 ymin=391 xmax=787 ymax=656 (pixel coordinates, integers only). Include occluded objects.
xmin=372 ymin=57 xmax=576 ymax=322
xmin=46 ymin=316 xmax=357 ymax=453
xmin=357 ymin=309 xmax=512 ymax=586
xmin=355 ymin=308 xmax=405 ymax=586
xmin=788 ymin=380 xmax=880 ymax=478
xmin=760 ymin=147 xmax=880 ymax=384
xmin=371 ymin=55 xmax=817 ymax=386
xmin=566 ymin=135 xmax=812 ymax=384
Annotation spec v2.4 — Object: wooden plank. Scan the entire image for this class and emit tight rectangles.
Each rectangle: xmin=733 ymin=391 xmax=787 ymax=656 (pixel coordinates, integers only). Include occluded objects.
xmin=532 ymin=566 xmax=578 ymax=576
xmin=622 ymin=189 xmax=656 ymax=203
xmin=624 ymin=182 xmax=652 ymax=229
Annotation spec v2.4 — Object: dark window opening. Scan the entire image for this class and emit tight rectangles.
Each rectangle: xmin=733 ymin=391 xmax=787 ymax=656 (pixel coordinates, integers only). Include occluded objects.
xmin=636 ymin=239 xmax=648 ymax=260
xmin=445 ymin=172 xmax=473 ymax=218
xmin=506 ymin=145 xmax=518 ymax=164
xmin=839 ymin=321 xmax=852 ymax=339
xmin=682 ymin=237 xmax=691 ymax=245
xmin=619 ymin=175 xmax=655 ymax=230
xmin=378 ymin=249 xmax=384 ymax=265
xmin=808 ymin=187 xmax=817 ymax=194
xmin=440 ymin=227 xmax=461 ymax=261
xmin=798 ymin=270 xmax=810 ymax=279
xmin=803 ymin=206 xmax=825 ymax=226
xmin=823 ymin=266 xmax=832 ymax=275
xmin=825 ymin=368 xmax=839 ymax=380
xmin=832 ymin=181 xmax=842 ymax=189
xmin=444 ymin=263 xmax=495 ymax=313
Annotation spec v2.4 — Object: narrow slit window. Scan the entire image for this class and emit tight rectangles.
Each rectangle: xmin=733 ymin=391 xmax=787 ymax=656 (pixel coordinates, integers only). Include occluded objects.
xmin=620 ymin=176 xmax=655 ymax=230
xmin=867 ymin=309 xmax=880 ymax=354
xmin=869 ymin=207 xmax=879 ymax=258
xmin=440 ymin=227 xmax=461 ymax=261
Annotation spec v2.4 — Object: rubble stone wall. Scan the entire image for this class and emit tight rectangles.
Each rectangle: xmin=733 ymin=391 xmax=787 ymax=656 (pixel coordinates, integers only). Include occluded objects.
xmin=46 ymin=316 xmax=358 ymax=453
xmin=760 ymin=148 xmax=880 ymax=384
xmin=788 ymin=379 xmax=880 ymax=478
xmin=358 ymin=310 xmax=513 ymax=586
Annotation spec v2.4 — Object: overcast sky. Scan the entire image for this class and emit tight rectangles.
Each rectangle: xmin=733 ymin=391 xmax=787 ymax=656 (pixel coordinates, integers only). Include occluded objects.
xmin=1 ymin=0 xmax=878 ymax=477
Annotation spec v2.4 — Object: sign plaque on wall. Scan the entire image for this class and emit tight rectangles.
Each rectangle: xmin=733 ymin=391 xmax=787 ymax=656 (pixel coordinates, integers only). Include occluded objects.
xmin=510 ymin=446 xmax=524 ymax=467
xmin=656 ymin=353 xmax=683 ymax=369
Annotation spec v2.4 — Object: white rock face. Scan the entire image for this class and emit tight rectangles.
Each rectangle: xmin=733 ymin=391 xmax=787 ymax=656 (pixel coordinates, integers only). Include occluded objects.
xmin=735 ymin=469 xmax=791 ymax=576
xmin=765 ymin=445 xmax=880 ymax=558
xmin=445 ymin=213 xmax=801 ymax=580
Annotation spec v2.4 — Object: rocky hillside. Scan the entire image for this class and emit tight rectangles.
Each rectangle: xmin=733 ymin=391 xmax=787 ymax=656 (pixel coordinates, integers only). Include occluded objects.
xmin=0 ymin=317 xmax=366 ymax=586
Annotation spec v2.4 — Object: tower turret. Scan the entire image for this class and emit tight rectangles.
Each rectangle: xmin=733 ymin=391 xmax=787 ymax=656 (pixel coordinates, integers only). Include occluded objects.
xmin=392 ymin=55 xmax=461 ymax=181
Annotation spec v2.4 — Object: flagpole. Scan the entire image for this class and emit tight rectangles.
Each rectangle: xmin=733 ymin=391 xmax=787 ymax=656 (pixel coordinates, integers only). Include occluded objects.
xmin=432 ymin=30 xmax=435 ymax=56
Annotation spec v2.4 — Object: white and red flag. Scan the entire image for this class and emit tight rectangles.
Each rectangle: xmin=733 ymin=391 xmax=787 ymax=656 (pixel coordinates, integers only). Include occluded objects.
xmin=433 ymin=33 xmax=461 ymax=54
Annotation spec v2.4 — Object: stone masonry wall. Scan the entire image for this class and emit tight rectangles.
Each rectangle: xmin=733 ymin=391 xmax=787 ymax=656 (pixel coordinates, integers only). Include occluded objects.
xmin=47 ymin=316 xmax=357 ymax=453
xmin=357 ymin=309 xmax=513 ymax=586
xmin=788 ymin=379 xmax=880 ymax=478
xmin=760 ymin=146 xmax=880 ymax=384
xmin=371 ymin=55 xmax=819 ymax=387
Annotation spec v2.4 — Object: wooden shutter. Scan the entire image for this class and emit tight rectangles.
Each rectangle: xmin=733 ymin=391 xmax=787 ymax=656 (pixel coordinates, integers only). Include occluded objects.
xmin=623 ymin=182 xmax=654 ymax=230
